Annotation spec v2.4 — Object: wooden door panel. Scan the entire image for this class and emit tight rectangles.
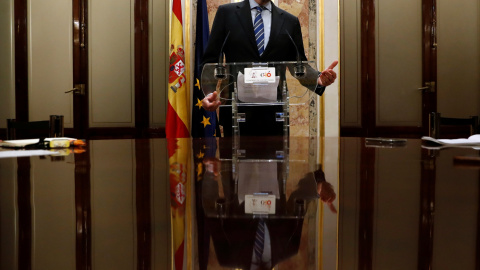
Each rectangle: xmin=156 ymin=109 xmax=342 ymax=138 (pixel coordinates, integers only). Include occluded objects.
xmin=437 ymin=0 xmax=480 ymax=117
xmin=340 ymin=0 xmax=362 ymax=128
xmin=0 ymin=0 xmax=15 ymax=128
xmin=89 ymin=0 xmax=135 ymax=128
xmin=150 ymin=0 xmax=169 ymax=128
xmin=376 ymin=0 xmax=423 ymax=127
xmin=28 ymin=0 xmax=74 ymax=126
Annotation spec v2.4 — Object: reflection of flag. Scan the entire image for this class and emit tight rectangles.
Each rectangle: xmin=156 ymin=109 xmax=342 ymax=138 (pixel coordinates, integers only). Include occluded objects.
xmin=193 ymin=137 xmax=218 ymax=270
xmin=168 ymin=139 xmax=191 ymax=270
xmin=167 ymin=0 xmax=190 ymax=138
xmin=191 ymin=0 xmax=218 ymax=138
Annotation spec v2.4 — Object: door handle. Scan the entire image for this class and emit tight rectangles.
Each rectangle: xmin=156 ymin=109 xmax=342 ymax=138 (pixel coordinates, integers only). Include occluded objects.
xmin=65 ymin=84 xmax=85 ymax=95
xmin=418 ymin=81 xmax=435 ymax=93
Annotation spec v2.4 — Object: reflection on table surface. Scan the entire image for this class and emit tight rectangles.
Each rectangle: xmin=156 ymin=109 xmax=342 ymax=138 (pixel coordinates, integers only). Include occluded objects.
xmin=0 ymin=137 xmax=479 ymax=269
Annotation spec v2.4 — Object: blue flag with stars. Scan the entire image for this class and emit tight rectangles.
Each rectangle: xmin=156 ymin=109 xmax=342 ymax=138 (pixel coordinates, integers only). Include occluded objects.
xmin=192 ymin=0 xmax=218 ymax=138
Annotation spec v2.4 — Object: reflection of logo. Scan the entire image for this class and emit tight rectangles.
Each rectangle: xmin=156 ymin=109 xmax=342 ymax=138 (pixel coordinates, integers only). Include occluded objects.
xmin=251 ymin=199 xmax=271 ymax=207
xmin=175 ymin=182 xmax=186 ymax=204
xmin=170 ymin=163 xmax=186 ymax=180
xmin=170 ymin=162 xmax=187 ymax=206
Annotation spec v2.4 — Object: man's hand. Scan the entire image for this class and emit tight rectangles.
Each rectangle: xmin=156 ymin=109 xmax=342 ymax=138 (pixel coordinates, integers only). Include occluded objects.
xmin=318 ymin=60 xmax=338 ymax=87
xmin=317 ymin=181 xmax=337 ymax=214
xmin=203 ymin=157 xmax=221 ymax=177
xmin=202 ymin=92 xmax=221 ymax=112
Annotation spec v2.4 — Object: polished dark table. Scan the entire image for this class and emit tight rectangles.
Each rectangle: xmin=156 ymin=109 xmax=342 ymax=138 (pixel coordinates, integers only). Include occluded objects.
xmin=0 ymin=137 xmax=479 ymax=270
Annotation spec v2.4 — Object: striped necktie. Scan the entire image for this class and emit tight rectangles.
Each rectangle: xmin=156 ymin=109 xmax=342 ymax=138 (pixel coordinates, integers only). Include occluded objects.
xmin=253 ymin=6 xmax=265 ymax=56
xmin=254 ymin=219 xmax=265 ymax=261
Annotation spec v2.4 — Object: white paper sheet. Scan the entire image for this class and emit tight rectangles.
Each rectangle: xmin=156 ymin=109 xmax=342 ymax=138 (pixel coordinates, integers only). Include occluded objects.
xmin=0 ymin=139 xmax=39 ymax=148
xmin=422 ymin=134 xmax=480 ymax=145
xmin=237 ymin=72 xmax=280 ymax=103
xmin=0 ymin=137 xmax=77 ymax=148
xmin=0 ymin=150 xmax=59 ymax=159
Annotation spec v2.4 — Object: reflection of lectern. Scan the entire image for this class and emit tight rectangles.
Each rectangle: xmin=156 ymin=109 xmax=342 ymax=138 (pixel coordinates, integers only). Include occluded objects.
xmin=201 ymin=137 xmax=320 ymax=219
xmin=200 ymin=61 xmax=319 ymax=218
xmin=199 ymin=137 xmax=321 ymax=269
xmin=201 ymin=61 xmax=319 ymax=138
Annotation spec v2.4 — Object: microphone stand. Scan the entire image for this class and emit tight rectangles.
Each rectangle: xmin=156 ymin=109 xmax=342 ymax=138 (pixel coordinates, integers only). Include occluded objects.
xmin=285 ymin=30 xmax=306 ymax=78
xmin=214 ymin=31 xmax=231 ymax=80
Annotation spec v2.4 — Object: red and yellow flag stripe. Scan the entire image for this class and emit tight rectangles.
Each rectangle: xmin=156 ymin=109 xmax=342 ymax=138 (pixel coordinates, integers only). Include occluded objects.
xmin=166 ymin=0 xmax=190 ymax=138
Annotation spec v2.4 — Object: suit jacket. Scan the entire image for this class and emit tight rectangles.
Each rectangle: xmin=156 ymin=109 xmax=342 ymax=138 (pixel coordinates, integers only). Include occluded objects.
xmin=203 ymin=0 xmax=306 ymax=64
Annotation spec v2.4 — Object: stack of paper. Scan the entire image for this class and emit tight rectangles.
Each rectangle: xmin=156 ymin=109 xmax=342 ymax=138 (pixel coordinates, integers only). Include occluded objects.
xmin=0 ymin=150 xmax=59 ymax=159
xmin=421 ymin=134 xmax=480 ymax=149
xmin=0 ymin=137 xmax=77 ymax=148
xmin=0 ymin=139 xmax=40 ymax=148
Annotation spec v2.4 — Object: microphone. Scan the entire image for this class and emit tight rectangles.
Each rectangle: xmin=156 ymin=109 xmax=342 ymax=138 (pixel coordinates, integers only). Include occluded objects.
xmin=285 ymin=30 xmax=306 ymax=78
xmin=214 ymin=31 xmax=230 ymax=80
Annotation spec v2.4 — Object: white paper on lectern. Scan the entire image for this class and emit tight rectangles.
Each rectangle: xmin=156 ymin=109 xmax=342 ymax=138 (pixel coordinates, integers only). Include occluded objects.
xmin=237 ymin=72 xmax=279 ymax=102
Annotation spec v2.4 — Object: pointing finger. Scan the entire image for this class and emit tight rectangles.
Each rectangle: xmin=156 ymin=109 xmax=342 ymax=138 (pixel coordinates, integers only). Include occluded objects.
xmin=327 ymin=60 xmax=338 ymax=70
xmin=328 ymin=203 xmax=337 ymax=214
xmin=207 ymin=91 xmax=217 ymax=101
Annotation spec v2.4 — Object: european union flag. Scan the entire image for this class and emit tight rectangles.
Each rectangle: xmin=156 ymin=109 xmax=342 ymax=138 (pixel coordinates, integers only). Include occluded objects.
xmin=191 ymin=0 xmax=219 ymax=138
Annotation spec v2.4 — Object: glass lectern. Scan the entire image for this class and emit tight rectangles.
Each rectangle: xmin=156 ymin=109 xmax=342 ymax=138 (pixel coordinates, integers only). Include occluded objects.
xmin=201 ymin=61 xmax=319 ymax=138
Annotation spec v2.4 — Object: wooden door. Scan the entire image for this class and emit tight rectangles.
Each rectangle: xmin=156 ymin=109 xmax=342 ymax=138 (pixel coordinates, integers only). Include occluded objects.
xmin=14 ymin=0 xmax=77 ymax=134
xmin=341 ymin=0 xmax=437 ymax=137
xmin=12 ymin=0 xmax=155 ymax=139
xmin=13 ymin=0 xmax=93 ymax=138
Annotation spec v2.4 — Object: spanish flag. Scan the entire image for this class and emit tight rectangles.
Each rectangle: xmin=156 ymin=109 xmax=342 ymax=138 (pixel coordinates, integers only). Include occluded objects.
xmin=166 ymin=0 xmax=190 ymax=138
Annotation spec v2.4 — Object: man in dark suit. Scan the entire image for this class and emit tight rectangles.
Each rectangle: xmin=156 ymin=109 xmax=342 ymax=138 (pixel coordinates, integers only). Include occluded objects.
xmin=202 ymin=0 xmax=338 ymax=113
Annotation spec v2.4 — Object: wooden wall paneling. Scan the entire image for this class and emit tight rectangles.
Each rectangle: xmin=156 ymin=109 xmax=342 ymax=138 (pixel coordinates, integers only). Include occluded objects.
xmin=75 ymin=147 xmax=92 ymax=270
xmin=73 ymin=0 xmax=90 ymax=138
xmin=135 ymin=0 xmax=150 ymax=138
xmin=135 ymin=139 xmax=152 ymax=269
xmin=360 ymin=0 xmax=375 ymax=137
xmin=17 ymin=157 xmax=31 ymax=270
xmin=358 ymin=139 xmax=375 ymax=268
xmin=14 ymin=0 xmax=28 ymax=122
